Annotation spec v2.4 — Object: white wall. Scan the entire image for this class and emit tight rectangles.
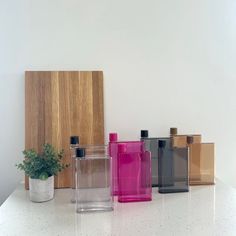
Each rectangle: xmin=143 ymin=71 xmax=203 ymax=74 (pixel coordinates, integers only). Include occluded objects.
xmin=1 ymin=0 xmax=236 ymax=204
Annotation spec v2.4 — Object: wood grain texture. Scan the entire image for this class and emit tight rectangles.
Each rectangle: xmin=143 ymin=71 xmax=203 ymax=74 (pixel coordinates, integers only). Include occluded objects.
xmin=25 ymin=71 xmax=104 ymax=189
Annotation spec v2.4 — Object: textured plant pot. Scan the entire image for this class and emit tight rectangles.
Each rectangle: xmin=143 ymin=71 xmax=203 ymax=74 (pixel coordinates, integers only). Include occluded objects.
xmin=29 ymin=176 xmax=54 ymax=202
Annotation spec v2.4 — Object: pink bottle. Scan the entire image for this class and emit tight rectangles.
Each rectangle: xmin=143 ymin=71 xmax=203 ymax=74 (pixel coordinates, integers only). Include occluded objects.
xmin=108 ymin=133 xmax=145 ymax=196
xmin=117 ymin=143 xmax=152 ymax=203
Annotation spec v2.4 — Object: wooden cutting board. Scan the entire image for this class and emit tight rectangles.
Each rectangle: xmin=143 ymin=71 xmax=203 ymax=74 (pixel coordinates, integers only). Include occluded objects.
xmin=25 ymin=71 xmax=104 ymax=189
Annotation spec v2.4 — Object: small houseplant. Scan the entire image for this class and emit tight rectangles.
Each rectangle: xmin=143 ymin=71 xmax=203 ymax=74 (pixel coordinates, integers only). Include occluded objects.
xmin=16 ymin=143 xmax=68 ymax=202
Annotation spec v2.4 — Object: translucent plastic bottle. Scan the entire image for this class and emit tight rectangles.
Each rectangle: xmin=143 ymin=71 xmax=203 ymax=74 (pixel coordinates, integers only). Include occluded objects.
xmin=108 ymin=133 xmax=145 ymax=195
xmin=117 ymin=143 xmax=152 ymax=202
xmin=70 ymin=136 xmax=79 ymax=203
xmin=140 ymin=130 xmax=159 ymax=187
xmin=158 ymin=140 xmax=189 ymax=193
xmin=187 ymin=136 xmax=215 ymax=185
xmin=76 ymin=146 xmax=113 ymax=213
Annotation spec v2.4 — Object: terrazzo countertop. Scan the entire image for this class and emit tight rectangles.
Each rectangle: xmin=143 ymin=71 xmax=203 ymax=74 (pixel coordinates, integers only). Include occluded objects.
xmin=0 ymin=180 xmax=236 ymax=236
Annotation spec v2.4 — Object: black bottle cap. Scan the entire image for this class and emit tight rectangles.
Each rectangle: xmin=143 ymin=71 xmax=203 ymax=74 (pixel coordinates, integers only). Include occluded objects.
xmin=141 ymin=130 xmax=149 ymax=138
xmin=76 ymin=148 xmax=85 ymax=158
xmin=170 ymin=127 xmax=178 ymax=135
xmin=187 ymin=136 xmax=194 ymax=144
xmin=70 ymin=136 xmax=79 ymax=145
xmin=158 ymin=140 xmax=166 ymax=148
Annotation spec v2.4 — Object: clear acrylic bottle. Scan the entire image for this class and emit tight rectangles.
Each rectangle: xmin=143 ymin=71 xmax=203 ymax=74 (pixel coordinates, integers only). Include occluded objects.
xmin=158 ymin=140 xmax=189 ymax=193
xmin=187 ymin=136 xmax=215 ymax=185
xmin=76 ymin=146 xmax=113 ymax=213
xmin=70 ymin=136 xmax=79 ymax=203
xmin=117 ymin=143 xmax=152 ymax=202
xmin=108 ymin=133 xmax=144 ymax=196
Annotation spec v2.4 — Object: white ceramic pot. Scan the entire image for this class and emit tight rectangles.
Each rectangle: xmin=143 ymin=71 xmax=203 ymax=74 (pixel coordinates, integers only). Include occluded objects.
xmin=29 ymin=176 xmax=54 ymax=202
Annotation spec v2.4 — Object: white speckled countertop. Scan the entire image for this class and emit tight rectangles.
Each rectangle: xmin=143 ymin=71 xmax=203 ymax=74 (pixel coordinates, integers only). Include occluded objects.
xmin=0 ymin=180 xmax=236 ymax=236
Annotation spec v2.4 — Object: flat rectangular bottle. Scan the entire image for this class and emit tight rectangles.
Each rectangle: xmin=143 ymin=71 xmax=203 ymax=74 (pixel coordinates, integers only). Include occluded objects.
xmin=140 ymin=130 xmax=170 ymax=187
xmin=140 ymin=130 xmax=158 ymax=187
xmin=169 ymin=131 xmax=200 ymax=186
xmin=158 ymin=140 xmax=189 ymax=193
xmin=76 ymin=146 xmax=113 ymax=213
xmin=70 ymin=136 xmax=79 ymax=203
xmin=188 ymin=140 xmax=215 ymax=185
xmin=117 ymin=143 xmax=152 ymax=202
xmin=108 ymin=133 xmax=144 ymax=196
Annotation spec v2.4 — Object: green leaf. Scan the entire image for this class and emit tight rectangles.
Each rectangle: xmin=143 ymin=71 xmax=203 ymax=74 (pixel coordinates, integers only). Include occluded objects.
xmin=39 ymin=172 xmax=49 ymax=180
xmin=16 ymin=143 xmax=69 ymax=179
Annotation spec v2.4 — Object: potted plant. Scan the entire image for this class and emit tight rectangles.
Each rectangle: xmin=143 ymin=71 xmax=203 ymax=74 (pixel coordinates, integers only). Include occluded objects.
xmin=16 ymin=143 xmax=68 ymax=202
